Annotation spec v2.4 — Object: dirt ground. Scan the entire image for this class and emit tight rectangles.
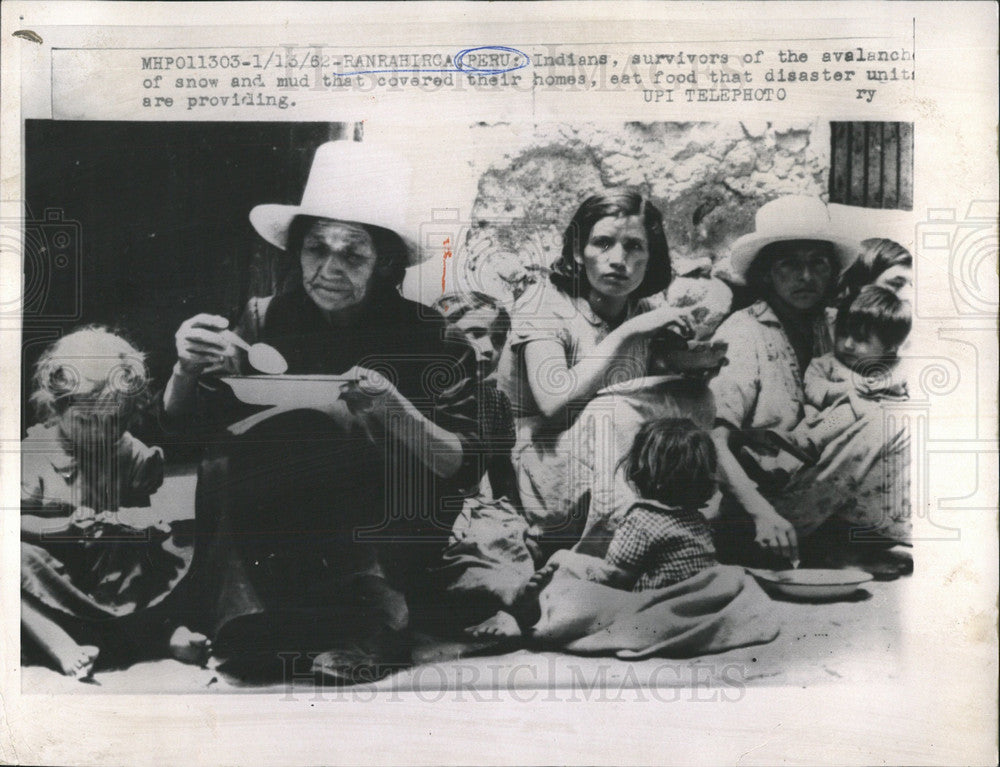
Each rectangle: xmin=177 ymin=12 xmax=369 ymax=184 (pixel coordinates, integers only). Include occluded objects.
xmin=19 ymin=471 xmax=905 ymax=696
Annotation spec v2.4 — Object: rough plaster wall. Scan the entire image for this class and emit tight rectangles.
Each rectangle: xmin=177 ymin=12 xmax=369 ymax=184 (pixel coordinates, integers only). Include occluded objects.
xmin=458 ymin=120 xmax=831 ymax=337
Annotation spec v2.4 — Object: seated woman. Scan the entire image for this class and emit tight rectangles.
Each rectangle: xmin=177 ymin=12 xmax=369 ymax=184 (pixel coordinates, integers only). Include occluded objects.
xmin=495 ymin=189 xmax=696 ymax=539
xmin=161 ymin=142 xmax=483 ymax=683
xmin=709 ymin=196 xmax=911 ymax=572
xmin=456 ymin=191 xmax=712 ymax=638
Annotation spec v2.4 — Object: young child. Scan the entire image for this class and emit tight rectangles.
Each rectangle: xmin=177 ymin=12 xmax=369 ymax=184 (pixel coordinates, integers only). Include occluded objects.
xmin=21 ymin=327 xmax=207 ymax=679
xmin=432 ymin=291 xmax=511 ymax=383
xmin=465 ymin=418 xmax=718 ymax=639
xmin=432 ymin=291 xmax=517 ymax=502
xmin=790 ymin=284 xmax=911 ymax=458
xmin=433 ymin=292 xmax=532 ymax=633
xmin=598 ymin=417 xmax=719 ymax=590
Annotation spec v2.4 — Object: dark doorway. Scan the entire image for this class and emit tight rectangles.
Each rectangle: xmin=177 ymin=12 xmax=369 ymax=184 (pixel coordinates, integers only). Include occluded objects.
xmin=22 ymin=120 xmax=345 ymax=456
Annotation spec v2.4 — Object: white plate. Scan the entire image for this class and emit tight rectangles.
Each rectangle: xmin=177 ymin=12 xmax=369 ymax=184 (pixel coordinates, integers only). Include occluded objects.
xmin=220 ymin=375 xmax=354 ymax=408
xmin=597 ymin=375 xmax=687 ymax=396
xmin=751 ymin=568 xmax=874 ymax=600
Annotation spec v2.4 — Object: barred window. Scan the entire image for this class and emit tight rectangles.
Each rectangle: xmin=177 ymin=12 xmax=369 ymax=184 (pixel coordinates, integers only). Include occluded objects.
xmin=829 ymin=122 xmax=913 ymax=210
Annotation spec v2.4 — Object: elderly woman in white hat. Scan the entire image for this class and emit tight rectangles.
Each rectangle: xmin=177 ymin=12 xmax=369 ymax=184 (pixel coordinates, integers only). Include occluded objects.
xmin=161 ymin=142 xmax=484 ymax=683
xmin=708 ymin=196 xmax=862 ymax=566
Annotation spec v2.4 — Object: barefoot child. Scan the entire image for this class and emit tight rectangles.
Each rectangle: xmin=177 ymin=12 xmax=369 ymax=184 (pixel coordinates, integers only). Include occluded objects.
xmin=432 ymin=291 xmax=517 ymax=501
xmin=21 ymin=327 xmax=208 ymax=679
xmin=466 ymin=418 xmax=718 ymax=639
xmin=596 ymin=417 xmax=719 ymax=590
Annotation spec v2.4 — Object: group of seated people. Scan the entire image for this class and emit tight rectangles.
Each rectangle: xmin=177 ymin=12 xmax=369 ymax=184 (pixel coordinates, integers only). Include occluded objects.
xmin=20 ymin=142 xmax=914 ymax=683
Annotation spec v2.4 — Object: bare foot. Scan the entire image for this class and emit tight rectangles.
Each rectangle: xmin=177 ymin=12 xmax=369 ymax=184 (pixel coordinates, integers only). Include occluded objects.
xmin=463 ymin=562 xmax=560 ymax=639
xmin=61 ymin=645 xmax=100 ymax=678
xmin=525 ymin=562 xmax=559 ymax=595
xmin=169 ymin=626 xmax=212 ymax=666
xmin=22 ymin=600 xmax=99 ymax=679
xmin=464 ymin=610 xmax=522 ymax=639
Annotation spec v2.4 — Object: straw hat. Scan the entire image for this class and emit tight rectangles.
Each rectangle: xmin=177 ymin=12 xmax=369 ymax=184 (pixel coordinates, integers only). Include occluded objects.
xmin=249 ymin=141 xmax=419 ymax=259
xmin=728 ymin=196 xmax=859 ymax=283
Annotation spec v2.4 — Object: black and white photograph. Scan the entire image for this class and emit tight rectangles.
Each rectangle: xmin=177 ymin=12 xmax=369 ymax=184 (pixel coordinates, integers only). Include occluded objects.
xmin=1 ymin=3 xmax=996 ymax=766
xmin=17 ymin=118 xmax=917 ymax=692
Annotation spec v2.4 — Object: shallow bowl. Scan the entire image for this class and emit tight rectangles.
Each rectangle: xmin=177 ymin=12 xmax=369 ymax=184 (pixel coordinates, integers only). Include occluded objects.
xmin=220 ymin=374 xmax=353 ymax=408
xmin=597 ymin=374 xmax=687 ymax=396
xmin=751 ymin=567 xmax=874 ymax=600
xmin=648 ymin=341 xmax=729 ymax=375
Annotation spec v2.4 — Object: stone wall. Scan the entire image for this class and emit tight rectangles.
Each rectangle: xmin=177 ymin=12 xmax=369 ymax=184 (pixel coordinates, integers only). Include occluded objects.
xmin=457 ymin=120 xmax=831 ymax=337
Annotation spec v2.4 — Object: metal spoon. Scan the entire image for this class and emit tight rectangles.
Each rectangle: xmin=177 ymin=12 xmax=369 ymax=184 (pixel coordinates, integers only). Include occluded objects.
xmin=221 ymin=330 xmax=289 ymax=375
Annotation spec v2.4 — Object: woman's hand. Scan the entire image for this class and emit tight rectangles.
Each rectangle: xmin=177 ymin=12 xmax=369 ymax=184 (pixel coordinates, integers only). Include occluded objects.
xmin=746 ymin=498 xmax=799 ymax=563
xmin=129 ymin=448 xmax=165 ymax=496
xmin=338 ymin=365 xmax=464 ymax=479
xmin=339 ymin=366 xmax=406 ymax=424
xmin=621 ymin=304 xmax=694 ymax=340
xmin=174 ymin=314 xmax=235 ymax=376
xmin=70 ymin=506 xmax=97 ymax=532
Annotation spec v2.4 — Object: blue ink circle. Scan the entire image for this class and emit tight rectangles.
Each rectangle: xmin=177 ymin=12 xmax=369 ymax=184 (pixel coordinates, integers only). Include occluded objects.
xmin=453 ymin=46 xmax=530 ymax=75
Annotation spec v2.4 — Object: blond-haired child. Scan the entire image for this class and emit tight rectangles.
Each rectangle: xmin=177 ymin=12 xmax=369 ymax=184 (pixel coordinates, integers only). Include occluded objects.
xmin=21 ymin=327 xmax=207 ymax=678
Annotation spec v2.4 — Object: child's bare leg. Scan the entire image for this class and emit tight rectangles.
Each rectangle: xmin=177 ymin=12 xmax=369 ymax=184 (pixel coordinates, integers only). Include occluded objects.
xmin=465 ymin=562 xmax=560 ymax=639
xmin=22 ymin=600 xmax=99 ymax=678
xmin=168 ymin=626 xmax=212 ymax=666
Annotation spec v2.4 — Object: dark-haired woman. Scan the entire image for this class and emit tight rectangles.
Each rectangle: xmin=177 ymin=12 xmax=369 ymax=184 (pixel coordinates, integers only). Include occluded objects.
xmin=162 ymin=142 xmax=483 ymax=682
xmin=496 ymin=190 xmax=696 ymax=537
xmin=839 ymin=237 xmax=913 ymax=303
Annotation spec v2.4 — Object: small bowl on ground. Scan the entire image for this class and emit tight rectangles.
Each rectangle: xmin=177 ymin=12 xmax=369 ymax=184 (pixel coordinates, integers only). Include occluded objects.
xmin=750 ymin=567 xmax=874 ymax=600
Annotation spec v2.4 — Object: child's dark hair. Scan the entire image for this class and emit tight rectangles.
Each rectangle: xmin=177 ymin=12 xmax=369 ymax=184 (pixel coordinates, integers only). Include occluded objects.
xmin=431 ymin=290 xmax=512 ymax=349
xmin=835 ymin=284 xmax=912 ymax=350
xmin=549 ymin=189 xmax=672 ymax=300
xmin=622 ymin=417 xmax=717 ymax=509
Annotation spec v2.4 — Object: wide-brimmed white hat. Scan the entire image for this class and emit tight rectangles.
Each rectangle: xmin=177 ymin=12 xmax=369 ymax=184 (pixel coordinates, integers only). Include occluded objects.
xmin=249 ymin=141 xmax=418 ymax=259
xmin=728 ymin=196 xmax=859 ymax=284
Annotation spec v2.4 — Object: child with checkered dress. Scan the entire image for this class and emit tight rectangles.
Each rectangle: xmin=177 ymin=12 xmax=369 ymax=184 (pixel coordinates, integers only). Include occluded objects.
xmin=604 ymin=417 xmax=719 ymax=590
xmin=464 ymin=417 xmax=720 ymax=639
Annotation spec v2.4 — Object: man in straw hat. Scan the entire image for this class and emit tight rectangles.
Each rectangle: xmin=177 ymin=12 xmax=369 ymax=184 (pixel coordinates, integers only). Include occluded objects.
xmin=709 ymin=196 xmax=857 ymax=564
xmin=162 ymin=141 xmax=485 ymax=683
xmin=708 ymin=195 xmax=912 ymax=576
